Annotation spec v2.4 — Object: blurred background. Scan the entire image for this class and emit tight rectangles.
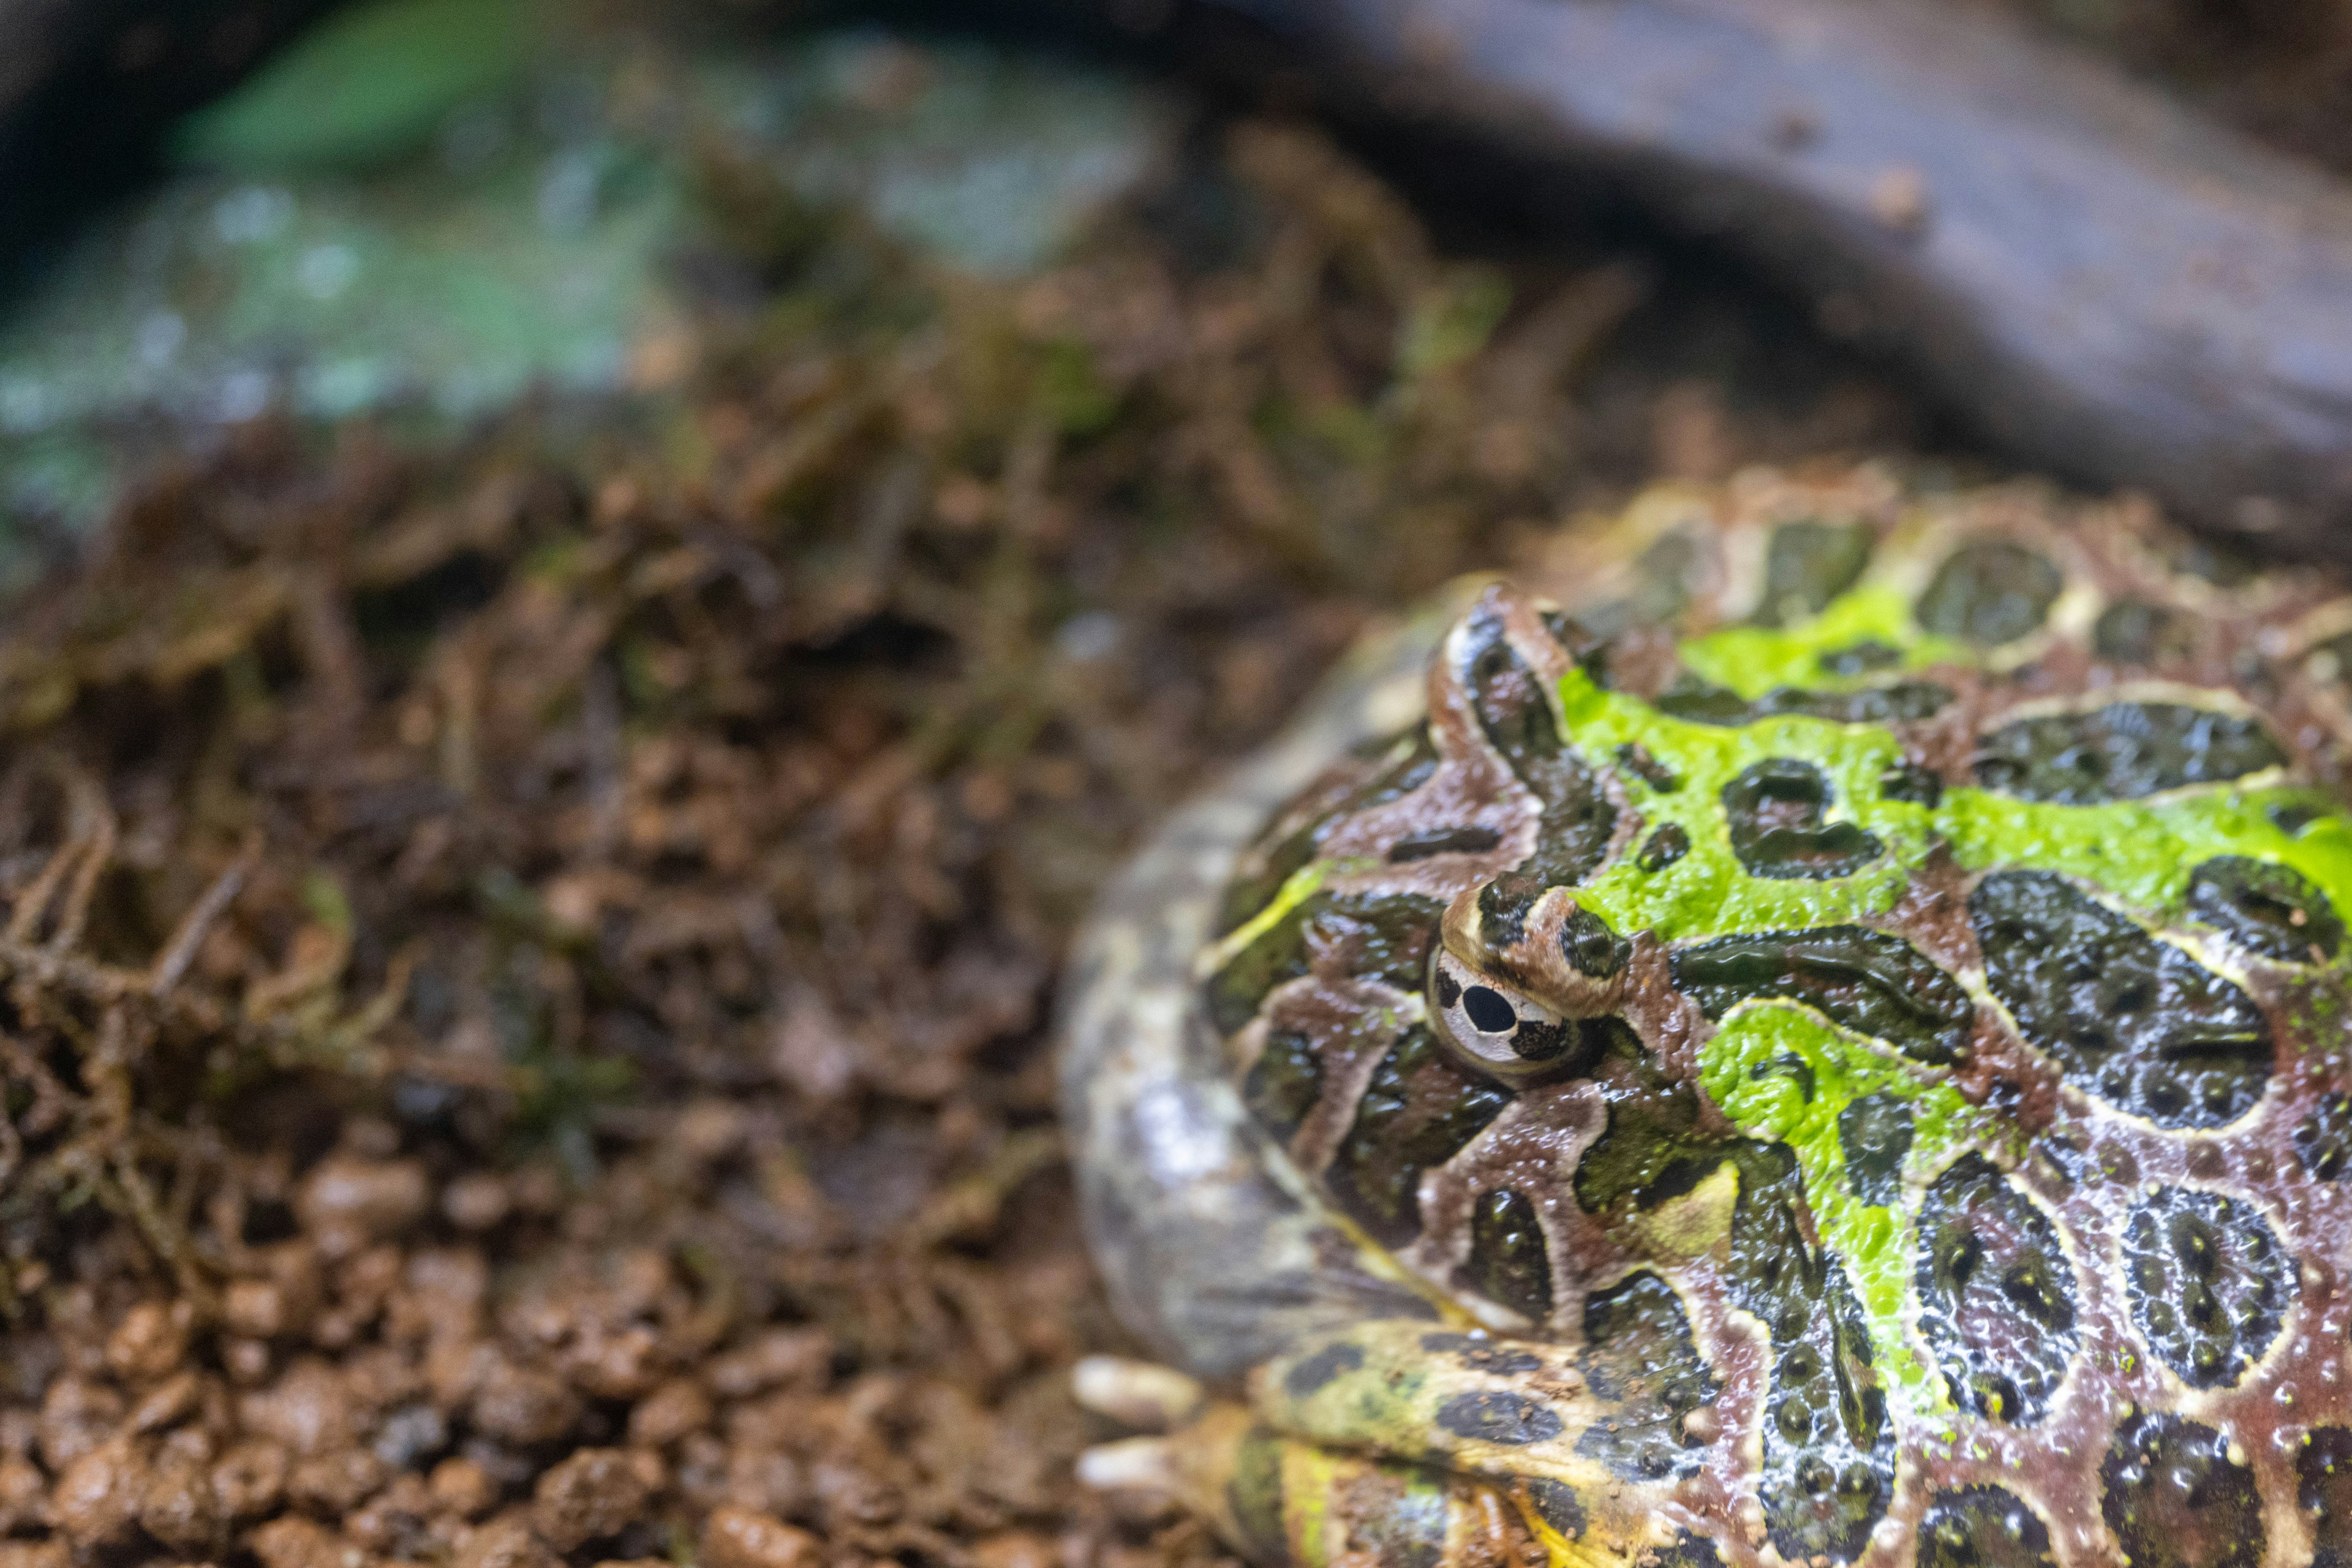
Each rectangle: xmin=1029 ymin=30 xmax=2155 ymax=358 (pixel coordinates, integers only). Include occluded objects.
xmin=0 ymin=6 xmax=2343 ymax=1568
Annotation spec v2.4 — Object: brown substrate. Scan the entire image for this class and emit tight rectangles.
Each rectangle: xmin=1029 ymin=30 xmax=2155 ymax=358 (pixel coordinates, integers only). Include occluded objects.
xmin=0 ymin=115 xmax=1924 ymax=1568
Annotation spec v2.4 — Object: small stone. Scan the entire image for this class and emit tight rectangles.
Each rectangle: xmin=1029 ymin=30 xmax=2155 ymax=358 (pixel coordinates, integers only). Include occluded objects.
xmin=211 ymin=1438 xmax=291 ymax=1518
xmin=0 ymin=1457 xmax=45 ymax=1534
xmin=37 ymin=1375 xmax=124 ymax=1471
xmin=453 ymin=1515 xmax=559 ymax=1568
xmin=253 ymin=1515 xmax=373 ymax=1568
xmin=531 ymin=1448 xmax=658 ymax=1551
xmin=107 ymin=1300 xmax=194 ymax=1382
xmin=140 ymin=1447 xmax=224 ymax=1550
xmin=700 ymin=1506 xmax=823 ymax=1568
xmin=225 ymin=1281 xmax=288 ymax=1340
xmin=627 ymin=1378 xmax=713 ymax=1449
xmin=470 ymin=1358 xmax=582 ymax=1445
xmin=974 ymin=1532 xmax=1056 ymax=1568
xmin=291 ymin=1446 xmax=391 ymax=1513
xmin=297 ymin=1155 xmax=432 ymax=1257
xmin=428 ymin=1457 xmax=499 ymax=1521
xmin=224 ymin=1336 xmax=275 ymax=1384
xmin=706 ymin=1328 xmax=832 ymax=1400
xmin=442 ymin=1174 xmax=511 ymax=1233
xmin=129 ymin=1370 xmax=203 ymax=1433
xmin=53 ymin=1436 xmax=146 ymax=1548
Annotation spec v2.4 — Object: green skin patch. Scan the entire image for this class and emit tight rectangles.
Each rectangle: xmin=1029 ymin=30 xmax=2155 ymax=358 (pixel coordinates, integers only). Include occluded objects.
xmin=1698 ymin=1001 xmax=2000 ymax=1430
xmin=1676 ymin=581 xmax=1971 ymax=698
xmin=1556 ymin=658 xmax=2352 ymax=945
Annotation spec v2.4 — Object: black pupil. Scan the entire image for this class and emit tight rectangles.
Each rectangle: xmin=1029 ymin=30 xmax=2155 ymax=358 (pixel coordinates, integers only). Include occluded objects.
xmin=1462 ymin=986 xmax=1519 ymax=1035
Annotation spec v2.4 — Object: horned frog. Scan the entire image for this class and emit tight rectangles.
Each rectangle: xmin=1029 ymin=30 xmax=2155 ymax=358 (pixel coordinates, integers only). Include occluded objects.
xmin=1059 ymin=466 xmax=2352 ymax=1568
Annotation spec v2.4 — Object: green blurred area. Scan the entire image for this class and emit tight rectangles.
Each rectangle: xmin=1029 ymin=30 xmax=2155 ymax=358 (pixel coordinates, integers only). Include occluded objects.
xmin=0 ymin=0 xmax=1178 ymax=578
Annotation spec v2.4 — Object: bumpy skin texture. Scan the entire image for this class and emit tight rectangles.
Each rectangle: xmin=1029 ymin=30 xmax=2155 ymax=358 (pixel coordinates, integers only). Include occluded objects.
xmin=1074 ymin=467 xmax=2352 ymax=1568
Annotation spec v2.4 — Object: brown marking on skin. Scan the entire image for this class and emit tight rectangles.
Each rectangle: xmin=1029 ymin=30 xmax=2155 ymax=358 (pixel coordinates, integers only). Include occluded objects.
xmin=1261 ymin=978 xmax=1425 ymax=1180
xmin=1411 ymin=1084 xmax=1616 ymax=1327
xmin=1879 ymin=845 xmax=1977 ymax=976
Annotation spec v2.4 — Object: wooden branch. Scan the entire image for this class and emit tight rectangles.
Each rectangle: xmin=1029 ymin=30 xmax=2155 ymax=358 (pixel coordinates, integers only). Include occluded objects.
xmin=1161 ymin=0 xmax=2352 ymax=556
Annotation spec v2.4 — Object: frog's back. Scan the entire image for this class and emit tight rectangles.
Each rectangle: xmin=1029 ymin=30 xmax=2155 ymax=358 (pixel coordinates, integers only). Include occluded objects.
xmin=1196 ymin=466 xmax=2352 ymax=1567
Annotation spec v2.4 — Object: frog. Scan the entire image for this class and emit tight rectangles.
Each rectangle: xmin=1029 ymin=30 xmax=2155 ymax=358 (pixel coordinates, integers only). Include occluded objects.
xmin=1058 ymin=464 xmax=2352 ymax=1568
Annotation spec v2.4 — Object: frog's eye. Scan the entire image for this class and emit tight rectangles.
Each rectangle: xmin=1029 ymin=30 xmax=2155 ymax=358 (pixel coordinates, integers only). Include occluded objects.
xmin=1429 ymin=947 xmax=1582 ymax=1084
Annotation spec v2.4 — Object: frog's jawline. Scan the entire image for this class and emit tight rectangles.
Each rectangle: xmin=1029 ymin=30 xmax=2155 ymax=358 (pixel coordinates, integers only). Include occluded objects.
xmin=1057 ymin=586 xmax=1479 ymax=1377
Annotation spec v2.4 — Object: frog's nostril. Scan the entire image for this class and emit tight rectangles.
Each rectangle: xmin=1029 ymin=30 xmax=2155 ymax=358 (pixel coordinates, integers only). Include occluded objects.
xmin=1462 ymin=986 xmax=1518 ymax=1034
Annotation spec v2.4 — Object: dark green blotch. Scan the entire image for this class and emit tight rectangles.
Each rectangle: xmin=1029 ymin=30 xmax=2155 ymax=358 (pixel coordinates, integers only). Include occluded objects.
xmin=1242 ymin=1030 xmax=1324 ymax=1137
xmin=1615 ymin=741 xmax=1679 ymax=791
xmin=2299 ymin=1428 xmax=2352 ymax=1568
xmin=1325 ymin=1026 xmax=1515 ymax=1245
xmin=1637 ymin=823 xmax=1691 ymax=872
xmin=1226 ymin=1428 xmax=1291 ymax=1567
xmin=2166 ymin=532 xmax=2261 ymax=587
xmin=1914 ymin=1154 xmax=2078 ymax=1426
xmin=2296 ymin=1092 xmax=2352 ymax=1180
xmin=1433 ymin=1389 xmax=1562 ymax=1447
xmin=1207 ymin=891 xmax=1448 ymax=1037
xmin=2100 ymin=1413 xmax=2263 ymax=1568
xmin=1217 ymin=729 xmax=1438 ymax=933
xmin=2094 ymin=599 xmax=2192 ymax=666
xmin=1283 ymin=1340 xmax=1364 ymax=1398
xmin=1972 ymin=703 xmax=2286 ymax=804
xmin=1561 ymin=907 xmax=1629 ymax=979
xmin=1419 ymin=1332 xmax=1542 ymax=1376
xmin=2187 ymin=854 xmax=2343 ymax=962
xmin=1672 ymin=926 xmax=1973 ymax=1065
xmin=1467 ymin=1189 xmax=1553 ymax=1321
xmin=1969 ymin=870 xmax=2271 ymax=1129
xmin=1570 ymin=1074 xmax=1713 ymax=1218
xmin=1207 ymin=896 xmax=1315 ymax=1037
xmin=1879 ymin=761 xmax=1942 ymax=807
xmin=1463 ymin=616 xmax=1616 ymax=890
xmin=1646 ymin=1539 xmax=1724 ymax=1568
xmin=1576 ymin=1270 xmax=1717 ymax=1481
xmin=1818 ymin=639 xmax=1902 ymax=677
xmin=1721 ymin=1143 xmax=1820 ymax=1337
xmin=1723 ymin=759 xmax=1884 ymax=880
xmin=1654 ymin=679 xmax=1951 ymax=728
xmin=1580 ymin=533 xmax=1697 ymax=639
xmin=1914 ymin=1487 xmax=2055 ymax=1568
xmin=2122 ymin=1186 xmax=2289 ymax=1390
xmin=1387 ymin=825 xmax=1501 ymax=862
xmin=1756 ymin=1260 xmax=1893 ymax=1562
xmin=1757 ymin=519 xmax=1874 ymax=627
xmin=1838 ymin=1093 xmax=1913 ymax=1207
xmin=1520 ymin=1477 xmax=1586 ymax=1540
xmin=1751 ymin=1052 xmax=1815 ymax=1103
xmin=2273 ymin=797 xmax=2330 ymax=835
xmin=1477 ymin=870 xmax=1545 ymax=949
xmin=1314 ymin=892 xmax=1449 ymax=991
xmin=1915 ymin=540 xmax=2060 ymax=646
